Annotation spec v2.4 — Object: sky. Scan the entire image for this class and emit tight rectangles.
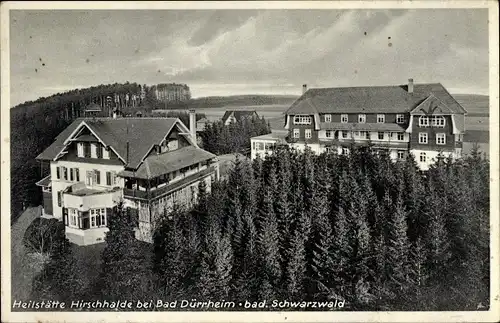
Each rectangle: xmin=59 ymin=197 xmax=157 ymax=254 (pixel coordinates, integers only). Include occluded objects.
xmin=9 ymin=8 xmax=489 ymax=107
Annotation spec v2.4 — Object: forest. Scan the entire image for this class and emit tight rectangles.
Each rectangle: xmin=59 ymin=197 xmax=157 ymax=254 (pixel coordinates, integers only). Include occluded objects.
xmin=199 ymin=116 xmax=271 ymax=155
xmin=30 ymin=145 xmax=490 ymax=311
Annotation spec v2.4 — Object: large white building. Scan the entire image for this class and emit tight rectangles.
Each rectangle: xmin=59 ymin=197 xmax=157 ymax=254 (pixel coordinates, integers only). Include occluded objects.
xmin=36 ymin=111 xmax=219 ymax=245
xmin=251 ymin=80 xmax=467 ymax=170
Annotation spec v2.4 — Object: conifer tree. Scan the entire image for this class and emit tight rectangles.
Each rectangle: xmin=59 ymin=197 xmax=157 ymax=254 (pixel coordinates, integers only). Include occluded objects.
xmin=101 ymin=202 xmax=151 ymax=300
xmin=284 ymin=228 xmax=307 ymax=298
xmin=197 ymin=220 xmax=233 ymax=299
xmin=256 ymin=188 xmax=282 ymax=299
xmin=386 ymin=196 xmax=410 ymax=299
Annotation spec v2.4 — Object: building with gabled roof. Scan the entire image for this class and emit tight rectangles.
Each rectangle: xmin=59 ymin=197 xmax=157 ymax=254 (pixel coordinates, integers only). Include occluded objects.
xmin=221 ymin=110 xmax=259 ymax=125
xmin=35 ymin=112 xmax=219 ymax=245
xmin=283 ymin=80 xmax=467 ymax=169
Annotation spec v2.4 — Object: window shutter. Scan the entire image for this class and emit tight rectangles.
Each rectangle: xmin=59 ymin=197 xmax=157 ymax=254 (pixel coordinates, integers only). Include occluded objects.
xmin=106 ymin=172 xmax=111 ymax=186
xmin=56 ymin=167 xmax=60 ymax=179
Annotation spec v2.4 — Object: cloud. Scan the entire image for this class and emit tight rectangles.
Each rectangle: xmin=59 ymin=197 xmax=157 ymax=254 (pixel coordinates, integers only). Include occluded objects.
xmin=9 ymin=9 xmax=489 ymax=106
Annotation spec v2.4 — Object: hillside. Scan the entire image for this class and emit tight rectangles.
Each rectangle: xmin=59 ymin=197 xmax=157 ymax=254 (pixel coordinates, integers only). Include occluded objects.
xmin=186 ymin=94 xmax=299 ymax=110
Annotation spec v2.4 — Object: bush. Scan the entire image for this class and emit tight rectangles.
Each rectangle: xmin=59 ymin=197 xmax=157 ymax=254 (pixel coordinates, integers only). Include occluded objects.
xmin=23 ymin=218 xmax=66 ymax=254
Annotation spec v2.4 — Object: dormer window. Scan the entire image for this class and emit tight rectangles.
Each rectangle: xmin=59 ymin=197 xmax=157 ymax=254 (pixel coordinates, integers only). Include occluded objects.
xmin=341 ymin=114 xmax=348 ymax=123
xmin=324 ymin=114 xmax=332 ymax=123
xmin=396 ymin=114 xmax=405 ymax=124
xmin=358 ymin=114 xmax=366 ymax=123
xmin=294 ymin=115 xmax=312 ymax=125
xmin=377 ymin=114 xmax=385 ymax=123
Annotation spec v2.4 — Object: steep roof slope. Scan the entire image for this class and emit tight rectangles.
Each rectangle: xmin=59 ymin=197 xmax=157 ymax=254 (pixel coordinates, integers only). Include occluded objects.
xmin=222 ymin=110 xmax=259 ymax=123
xmin=286 ymin=83 xmax=467 ymax=115
xmin=36 ymin=118 xmax=179 ymax=169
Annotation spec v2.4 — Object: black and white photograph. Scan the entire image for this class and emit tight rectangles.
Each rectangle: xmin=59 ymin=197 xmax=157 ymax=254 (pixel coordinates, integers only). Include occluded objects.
xmin=1 ymin=1 xmax=499 ymax=322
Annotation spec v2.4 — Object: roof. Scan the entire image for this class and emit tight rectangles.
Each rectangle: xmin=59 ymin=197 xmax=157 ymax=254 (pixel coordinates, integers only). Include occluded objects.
xmin=84 ymin=103 xmax=102 ymax=112
xmin=286 ymin=83 xmax=467 ymax=115
xmin=35 ymin=175 xmax=51 ymax=187
xmin=222 ymin=110 xmax=259 ymax=123
xmin=319 ymin=122 xmax=406 ymax=132
xmin=118 ymin=145 xmax=216 ymax=179
xmin=36 ymin=118 xmax=180 ymax=169
xmin=251 ymin=131 xmax=288 ymax=141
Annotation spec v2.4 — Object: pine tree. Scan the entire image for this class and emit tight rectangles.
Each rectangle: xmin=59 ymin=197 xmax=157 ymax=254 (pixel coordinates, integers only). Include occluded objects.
xmin=197 ymin=220 xmax=233 ymax=299
xmin=256 ymin=188 xmax=282 ymax=300
xmin=101 ymin=203 xmax=151 ymax=300
xmin=385 ymin=196 xmax=410 ymax=301
xmin=284 ymin=228 xmax=307 ymax=298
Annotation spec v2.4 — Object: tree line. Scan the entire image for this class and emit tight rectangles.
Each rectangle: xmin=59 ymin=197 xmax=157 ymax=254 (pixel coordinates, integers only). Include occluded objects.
xmin=199 ymin=116 xmax=271 ymax=155
xmin=30 ymin=145 xmax=489 ymax=311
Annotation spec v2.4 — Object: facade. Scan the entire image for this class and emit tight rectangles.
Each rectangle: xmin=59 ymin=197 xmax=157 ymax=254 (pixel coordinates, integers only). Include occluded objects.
xmin=283 ymin=80 xmax=467 ymax=170
xmin=36 ymin=112 xmax=219 ymax=245
xmin=152 ymin=83 xmax=191 ymax=102
xmin=250 ymin=131 xmax=288 ymax=160
xmin=222 ymin=110 xmax=259 ymax=125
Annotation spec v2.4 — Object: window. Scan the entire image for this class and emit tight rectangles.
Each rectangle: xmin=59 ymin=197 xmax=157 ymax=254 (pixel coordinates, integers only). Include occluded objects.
xmin=305 ymin=129 xmax=312 ymax=139
xmin=377 ymin=114 xmax=385 ymax=123
xmin=57 ymin=191 xmax=62 ymax=207
xmin=396 ymin=114 xmax=405 ymax=124
xmin=94 ymin=170 xmax=101 ymax=185
xmin=75 ymin=169 xmax=80 ymax=182
xmin=69 ymin=208 xmax=78 ymax=228
xmin=420 ymin=152 xmax=427 ymax=163
xmin=257 ymin=142 xmax=264 ymax=150
xmin=56 ymin=167 xmax=60 ymax=179
xmin=91 ymin=143 xmax=98 ymax=158
xmin=325 ymin=130 xmax=333 ymax=138
xmin=366 ymin=132 xmax=370 ymax=140
xmin=419 ymin=132 xmax=428 ymax=144
xmin=342 ymin=131 xmax=348 ymax=139
xmin=432 ymin=116 xmax=446 ymax=128
xmin=62 ymin=167 xmax=68 ymax=180
xmin=436 ymin=133 xmax=446 ymax=145
xmin=106 ymin=172 xmax=112 ymax=186
xmin=397 ymin=133 xmax=405 ymax=141
xmin=77 ymin=142 xmax=84 ymax=157
xmin=358 ymin=114 xmax=366 ymax=123
xmin=354 ymin=131 xmax=360 ymax=137
xmin=359 ymin=131 xmax=366 ymax=138
xmin=342 ymin=147 xmax=349 ymax=155
xmin=325 ymin=114 xmax=332 ymax=123
xmin=293 ymin=115 xmax=312 ymax=125
xmin=397 ymin=151 xmax=405 ymax=160
xmin=419 ymin=116 xmax=430 ymax=127
xmin=293 ymin=129 xmax=300 ymax=138
xmin=378 ymin=132 xmax=385 ymax=140
xmin=90 ymin=208 xmax=107 ymax=228
xmin=86 ymin=170 xmax=93 ymax=186
xmin=102 ymin=146 xmax=110 ymax=159
xmin=341 ymin=114 xmax=348 ymax=123
xmin=70 ymin=168 xmax=74 ymax=181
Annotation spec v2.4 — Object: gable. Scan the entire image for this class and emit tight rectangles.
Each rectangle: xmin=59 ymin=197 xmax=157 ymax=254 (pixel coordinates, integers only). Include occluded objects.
xmin=410 ymin=94 xmax=454 ymax=115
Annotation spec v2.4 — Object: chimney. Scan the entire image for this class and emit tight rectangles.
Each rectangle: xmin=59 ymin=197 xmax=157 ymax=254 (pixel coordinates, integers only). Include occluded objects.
xmin=302 ymin=84 xmax=308 ymax=95
xmin=408 ymin=78 xmax=414 ymax=94
xmin=189 ymin=109 xmax=196 ymax=143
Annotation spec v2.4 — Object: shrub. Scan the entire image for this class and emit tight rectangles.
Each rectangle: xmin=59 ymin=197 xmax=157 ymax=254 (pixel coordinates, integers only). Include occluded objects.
xmin=23 ymin=218 xmax=66 ymax=254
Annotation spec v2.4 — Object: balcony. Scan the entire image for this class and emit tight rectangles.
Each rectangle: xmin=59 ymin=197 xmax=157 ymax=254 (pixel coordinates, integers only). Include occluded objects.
xmin=63 ymin=183 xmax=122 ymax=211
xmin=123 ymin=166 xmax=216 ymax=200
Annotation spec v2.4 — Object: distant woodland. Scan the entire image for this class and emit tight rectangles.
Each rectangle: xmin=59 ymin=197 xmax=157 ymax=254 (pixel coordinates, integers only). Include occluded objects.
xmin=30 ymin=145 xmax=490 ymax=311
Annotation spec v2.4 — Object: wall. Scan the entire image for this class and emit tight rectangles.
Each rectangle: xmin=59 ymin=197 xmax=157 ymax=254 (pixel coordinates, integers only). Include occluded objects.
xmin=251 ymin=139 xmax=279 ymax=160
xmin=410 ymin=149 xmax=458 ymax=170
xmin=410 ymin=115 xmax=456 ymax=151
xmin=50 ymin=160 xmax=125 ymax=218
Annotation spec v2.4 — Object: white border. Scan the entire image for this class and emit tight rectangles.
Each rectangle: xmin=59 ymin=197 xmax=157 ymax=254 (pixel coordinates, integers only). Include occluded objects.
xmin=1 ymin=1 xmax=499 ymax=323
